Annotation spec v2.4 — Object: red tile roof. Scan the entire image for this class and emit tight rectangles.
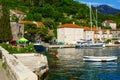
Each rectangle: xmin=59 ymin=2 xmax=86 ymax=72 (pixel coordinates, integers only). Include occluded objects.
xmin=37 ymin=22 xmax=44 ymax=27
xmin=84 ymin=27 xmax=91 ymax=31
xmin=58 ymin=24 xmax=82 ymax=28
xmin=83 ymin=27 xmax=112 ymax=34
xmin=19 ymin=20 xmax=44 ymax=27
xmin=84 ymin=27 xmax=99 ymax=34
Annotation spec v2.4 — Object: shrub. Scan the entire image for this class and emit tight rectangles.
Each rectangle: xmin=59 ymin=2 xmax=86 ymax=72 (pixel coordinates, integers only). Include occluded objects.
xmin=2 ymin=62 xmax=7 ymax=69
xmin=0 ymin=43 xmax=35 ymax=53
xmin=105 ymin=39 xmax=111 ymax=43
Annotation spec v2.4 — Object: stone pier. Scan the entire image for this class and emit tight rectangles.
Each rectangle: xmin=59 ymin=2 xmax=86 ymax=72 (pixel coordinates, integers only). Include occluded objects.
xmin=0 ymin=46 xmax=48 ymax=80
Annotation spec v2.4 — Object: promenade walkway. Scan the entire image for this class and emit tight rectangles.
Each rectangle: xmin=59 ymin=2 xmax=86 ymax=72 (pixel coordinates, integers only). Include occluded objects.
xmin=0 ymin=59 xmax=9 ymax=80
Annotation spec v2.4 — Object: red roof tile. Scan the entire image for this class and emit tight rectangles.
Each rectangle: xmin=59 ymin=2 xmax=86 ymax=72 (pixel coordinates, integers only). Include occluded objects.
xmin=37 ymin=22 xmax=44 ymax=27
xmin=58 ymin=24 xmax=82 ymax=28
xmin=19 ymin=20 xmax=44 ymax=27
xmin=84 ymin=27 xmax=91 ymax=31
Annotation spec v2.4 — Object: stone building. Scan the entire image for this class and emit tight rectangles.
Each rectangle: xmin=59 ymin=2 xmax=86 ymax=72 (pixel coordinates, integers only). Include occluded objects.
xmin=57 ymin=23 xmax=84 ymax=44
xmin=57 ymin=23 xmax=113 ymax=44
xmin=83 ymin=27 xmax=94 ymax=42
xmin=10 ymin=10 xmax=26 ymax=40
xmin=111 ymin=29 xmax=120 ymax=39
xmin=102 ymin=20 xmax=117 ymax=30
xmin=10 ymin=9 xmax=26 ymax=21
xmin=10 ymin=22 xmax=24 ymax=40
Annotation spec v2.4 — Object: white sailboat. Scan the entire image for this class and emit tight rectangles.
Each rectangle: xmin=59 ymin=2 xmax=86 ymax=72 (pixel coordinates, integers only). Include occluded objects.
xmin=75 ymin=4 xmax=105 ymax=48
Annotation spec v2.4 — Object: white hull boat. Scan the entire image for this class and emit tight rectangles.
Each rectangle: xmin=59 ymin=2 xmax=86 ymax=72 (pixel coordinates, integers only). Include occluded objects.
xmin=75 ymin=39 xmax=105 ymax=48
xmin=83 ymin=56 xmax=117 ymax=62
xmin=75 ymin=43 xmax=105 ymax=48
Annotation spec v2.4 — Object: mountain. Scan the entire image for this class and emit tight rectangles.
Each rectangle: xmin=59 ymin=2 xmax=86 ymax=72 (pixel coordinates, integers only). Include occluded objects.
xmin=97 ymin=5 xmax=120 ymax=15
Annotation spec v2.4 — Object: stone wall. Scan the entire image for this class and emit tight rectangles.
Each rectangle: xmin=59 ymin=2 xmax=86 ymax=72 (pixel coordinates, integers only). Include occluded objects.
xmin=10 ymin=22 xmax=24 ymax=40
xmin=13 ymin=53 xmax=49 ymax=78
xmin=0 ymin=46 xmax=37 ymax=80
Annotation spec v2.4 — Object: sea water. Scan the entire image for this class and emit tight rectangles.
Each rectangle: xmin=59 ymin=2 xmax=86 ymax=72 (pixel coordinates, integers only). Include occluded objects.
xmin=44 ymin=47 xmax=120 ymax=80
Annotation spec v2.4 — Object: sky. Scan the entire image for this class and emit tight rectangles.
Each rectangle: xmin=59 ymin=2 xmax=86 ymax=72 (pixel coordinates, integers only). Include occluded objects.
xmin=75 ymin=0 xmax=120 ymax=9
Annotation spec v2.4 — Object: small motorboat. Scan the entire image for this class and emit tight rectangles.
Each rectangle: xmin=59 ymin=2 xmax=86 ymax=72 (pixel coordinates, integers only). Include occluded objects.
xmin=33 ymin=41 xmax=46 ymax=52
xmin=83 ymin=56 xmax=117 ymax=62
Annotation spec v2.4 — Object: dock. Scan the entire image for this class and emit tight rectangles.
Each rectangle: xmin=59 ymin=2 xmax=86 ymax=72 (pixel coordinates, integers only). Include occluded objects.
xmin=105 ymin=44 xmax=120 ymax=47
xmin=48 ymin=44 xmax=75 ymax=48
xmin=48 ymin=44 xmax=120 ymax=48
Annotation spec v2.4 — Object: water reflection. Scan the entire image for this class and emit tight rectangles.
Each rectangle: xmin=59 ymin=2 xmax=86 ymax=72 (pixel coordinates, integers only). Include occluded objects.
xmin=83 ymin=62 xmax=120 ymax=80
xmin=45 ymin=47 xmax=120 ymax=80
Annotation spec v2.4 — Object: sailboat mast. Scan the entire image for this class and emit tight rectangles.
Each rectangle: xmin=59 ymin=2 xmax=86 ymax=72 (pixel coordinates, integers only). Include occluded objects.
xmin=96 ymin=9 xmax=98 ymax=29
xmin=89 ymin=4 xmax=92 ymax=31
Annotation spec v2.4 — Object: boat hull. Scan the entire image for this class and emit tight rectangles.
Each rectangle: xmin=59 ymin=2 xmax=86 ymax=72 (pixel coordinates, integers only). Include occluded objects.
xmin=83 ymin=56 xmax=117 ymax=62
xmin=34 ymin=45 xmax=46 ymax=53
xmin=75 ymin=43 xmax=104 ymax=48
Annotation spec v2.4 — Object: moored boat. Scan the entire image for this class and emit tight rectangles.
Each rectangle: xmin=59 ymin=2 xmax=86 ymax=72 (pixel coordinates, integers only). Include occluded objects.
xmin=33 ymin=41 xmax=46 ymax=52
xmin=83 ymin=56 xmax=117 ymax=62
xmin=75 ymin=39 xmax=105 ymax=48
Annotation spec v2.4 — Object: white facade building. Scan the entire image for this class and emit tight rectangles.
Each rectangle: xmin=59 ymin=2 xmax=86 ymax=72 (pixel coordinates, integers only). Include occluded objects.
xmin=83 ymin=27 xmax=113 ymax=42
xmin=111 ymin=29 xmax=120 ymax=39
xmin=94 ymin=29 xmax=113 ymax=41
xmin=57 ymin=24 xmax=113 ymax=44
xmin=57 ymin=24 xmax=84 ymax=44
xmin=83 ymin=27 xmax=94 ymax=41
xmin=102 ymin=20 xmax=116 ymax=30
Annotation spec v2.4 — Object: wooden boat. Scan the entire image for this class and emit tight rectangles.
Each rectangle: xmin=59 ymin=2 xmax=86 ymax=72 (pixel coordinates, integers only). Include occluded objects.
xmin=83 ymin=56 xmax=117 ymax=62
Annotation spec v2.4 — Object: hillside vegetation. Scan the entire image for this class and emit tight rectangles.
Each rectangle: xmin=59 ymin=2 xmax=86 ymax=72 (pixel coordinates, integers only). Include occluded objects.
xmin=1 ymin=0 xmax=120 ymax=42
xmin=5 ymin=0 xmax=120 ymax=28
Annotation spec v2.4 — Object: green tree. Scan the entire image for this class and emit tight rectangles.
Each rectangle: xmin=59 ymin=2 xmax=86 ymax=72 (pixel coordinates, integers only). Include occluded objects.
xmin=11 ymin=14 xmax=19 ymax=22
xmin=24 ymin=24 xmax=53 ymax=42
xmin=42 ymin=18 xmax=54 ymax=29
xmin=104 ymin=26 xmax=112 ymax=29
xmin=0 ymin=0 xmax=12 ymax=42
xmin=24 ymin=24 xmax=37 ymax=42
xmin=41 ymin=4 xmax=54 ymax=18
xmin=24 ymin=13 xmax=42 ymax=21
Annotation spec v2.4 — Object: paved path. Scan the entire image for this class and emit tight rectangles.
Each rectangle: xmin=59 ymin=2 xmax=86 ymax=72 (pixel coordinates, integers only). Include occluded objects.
xmin=0 ymin=59 xmax=9 ymax=80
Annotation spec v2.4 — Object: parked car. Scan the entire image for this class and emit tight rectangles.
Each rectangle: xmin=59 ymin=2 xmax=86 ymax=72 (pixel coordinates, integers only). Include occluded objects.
xmin=114 ymin=40 xmax=120 ymax=44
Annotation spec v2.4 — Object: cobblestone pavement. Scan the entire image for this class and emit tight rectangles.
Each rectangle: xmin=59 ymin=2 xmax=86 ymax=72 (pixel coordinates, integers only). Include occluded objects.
xmin=0 ymin=59 xmax=9 ymax=80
